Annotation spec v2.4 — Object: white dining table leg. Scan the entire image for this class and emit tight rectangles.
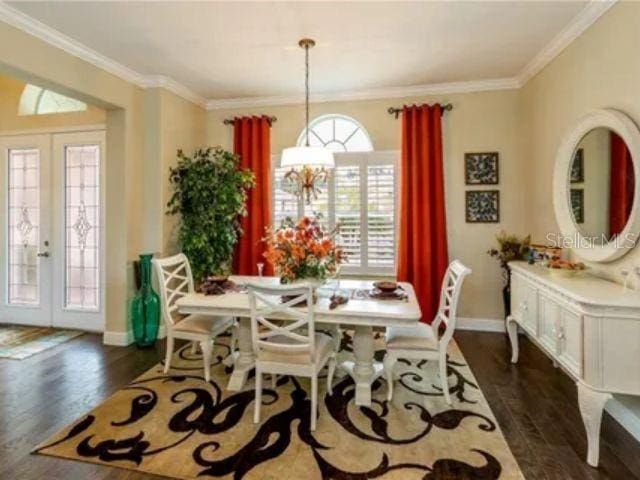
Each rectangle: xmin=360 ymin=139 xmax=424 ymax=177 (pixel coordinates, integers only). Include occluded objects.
xmin=340 ymin=325 xmax=383 ymax=406
xmin=227 ymin=317 xmax=255 ymax=391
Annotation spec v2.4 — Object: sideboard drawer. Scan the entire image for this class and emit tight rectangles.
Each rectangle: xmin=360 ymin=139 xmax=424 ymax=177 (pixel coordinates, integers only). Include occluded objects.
xmin=511 ymin=274 xmax=538 ymax=336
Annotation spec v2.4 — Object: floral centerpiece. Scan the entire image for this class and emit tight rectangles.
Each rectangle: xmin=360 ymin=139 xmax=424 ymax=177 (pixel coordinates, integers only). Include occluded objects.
xmin=263 ymin=216 xmax=345 ymax=284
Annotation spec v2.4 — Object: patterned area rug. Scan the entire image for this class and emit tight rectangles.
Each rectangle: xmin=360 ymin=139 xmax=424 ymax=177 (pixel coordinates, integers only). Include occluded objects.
xmin=35 ymin=331 xmax=523 ymax=479
xmin=0 ymin=325 xmax=83 ymax=359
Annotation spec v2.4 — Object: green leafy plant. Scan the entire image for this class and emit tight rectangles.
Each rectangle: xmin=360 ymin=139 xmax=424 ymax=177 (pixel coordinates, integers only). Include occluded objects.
xmin=167 ymin=147 xmax=255 ymax=282
xmin=487 ymin=230 xmax=531 ymax=282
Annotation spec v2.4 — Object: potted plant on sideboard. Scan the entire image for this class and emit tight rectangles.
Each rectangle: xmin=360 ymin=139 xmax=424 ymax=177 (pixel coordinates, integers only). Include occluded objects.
xmin=487 ymin=231 xmax=531 ymax=318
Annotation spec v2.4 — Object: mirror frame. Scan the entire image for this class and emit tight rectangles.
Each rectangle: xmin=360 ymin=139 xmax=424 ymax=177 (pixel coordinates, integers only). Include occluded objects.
xmin=553 ymin=108 xmax=640 ymax=262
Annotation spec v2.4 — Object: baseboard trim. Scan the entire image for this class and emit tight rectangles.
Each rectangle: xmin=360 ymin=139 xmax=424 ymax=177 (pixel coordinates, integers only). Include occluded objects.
xmin=606 ymin=397 xmax=640 ymax=443
xmin=1 ymin=318 xmax=103 ymax=333
xmin=103 ymin=325 xmax=166 ymax=346
xmin=102 ymin=329 xmax=133 ymax=346
xmin=456 ymin=317 xmax=506 ymax=333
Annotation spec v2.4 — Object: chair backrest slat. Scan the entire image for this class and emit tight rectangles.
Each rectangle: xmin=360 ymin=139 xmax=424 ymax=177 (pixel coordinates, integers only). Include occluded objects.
xmin=248 ymin=282 xmax=316 ymax=361
xmin=431 ymin=260 xmax=471 ymax=342
xmin=152 ymin=254 xmax=195 ymax=330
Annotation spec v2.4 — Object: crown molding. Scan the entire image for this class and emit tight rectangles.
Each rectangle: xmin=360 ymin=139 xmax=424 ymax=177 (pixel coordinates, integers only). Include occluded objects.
xmin=0 ymin=1 xmax=206 ymax=107
xmin=0 ymin=0 xmax=616 ymax=111
xmin=0 ymin=1 xmax=145 ymax=84
xmin=139 ymin=75 xmax=206 ymax=107
xmin=517 ymin=0 xmax=617 ymax=85
xmin=205 ymin=77 xmax=521 ymax=110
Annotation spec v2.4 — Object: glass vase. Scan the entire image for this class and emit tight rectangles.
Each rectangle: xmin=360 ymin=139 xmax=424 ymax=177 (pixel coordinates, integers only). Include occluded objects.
xmin=131 ymin=253 xmax=160 ymax=348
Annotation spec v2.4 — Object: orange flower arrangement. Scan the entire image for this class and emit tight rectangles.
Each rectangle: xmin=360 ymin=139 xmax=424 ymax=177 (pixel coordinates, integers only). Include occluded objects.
xmin=263 ymin=216 xmax=345 ymax=283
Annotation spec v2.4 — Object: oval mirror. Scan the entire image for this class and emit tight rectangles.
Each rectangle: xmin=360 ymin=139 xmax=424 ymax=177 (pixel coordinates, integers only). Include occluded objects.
xmin=553 ymin=109 xmax=640 ymax=262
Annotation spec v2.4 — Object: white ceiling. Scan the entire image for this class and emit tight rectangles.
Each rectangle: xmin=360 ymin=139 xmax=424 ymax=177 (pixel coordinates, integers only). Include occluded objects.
xmin=2 ymin=1 xmax=610 ymax=107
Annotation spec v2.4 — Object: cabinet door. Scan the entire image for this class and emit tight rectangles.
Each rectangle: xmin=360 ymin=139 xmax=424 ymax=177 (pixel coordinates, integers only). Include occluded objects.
xmin=558 ymin=309 xmax=582 ymax=378
xmin=510 ymin=273 xmax=538 ymax=335
xmin=538 ymin=293 xmax=560 ymax=354
xmin=510 ymin=274 xmax=525 ymax=319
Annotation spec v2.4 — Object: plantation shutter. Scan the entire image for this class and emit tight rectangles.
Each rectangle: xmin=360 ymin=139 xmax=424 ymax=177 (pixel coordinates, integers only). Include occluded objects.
xmin=303 ymin=179 xmax=329 ymax=231
xmin=273 ymin=167 xmax=298 ymax=226
xmin=272 ymin=151 xmax=397 ymax=274
xmin=366 ymin=163 xmax=396 ymax=269
xmin=334 ymin=165 xmax=361 ymax=267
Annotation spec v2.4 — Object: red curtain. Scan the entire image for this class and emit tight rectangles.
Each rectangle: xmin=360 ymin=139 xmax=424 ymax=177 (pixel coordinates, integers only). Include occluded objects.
xmin=397 ymin=104 xmax=449 ymax=324
xmin=232 ymin=116 xmax=274 ymax=276
xmin=609 ymin=132 xmax=635 ymax=237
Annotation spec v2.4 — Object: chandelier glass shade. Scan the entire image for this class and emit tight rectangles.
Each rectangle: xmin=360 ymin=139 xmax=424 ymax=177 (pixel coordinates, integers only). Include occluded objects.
xmin=281 ymin=146 xmax=334 ymax=168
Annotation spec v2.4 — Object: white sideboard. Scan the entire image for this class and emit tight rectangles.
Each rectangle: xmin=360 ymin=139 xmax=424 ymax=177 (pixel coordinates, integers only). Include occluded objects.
xmin=506 ymin=261 xmax=640 ymax=467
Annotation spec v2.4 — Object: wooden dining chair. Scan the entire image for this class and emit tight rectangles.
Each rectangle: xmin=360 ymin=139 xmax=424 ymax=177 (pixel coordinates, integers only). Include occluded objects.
xmin=248 ymin=282 xmax=337 ymax=431
xmin=153 ymin=253 xmax=236 ymax=382
xmin=383 ymin=260 xmax=471 ymax=404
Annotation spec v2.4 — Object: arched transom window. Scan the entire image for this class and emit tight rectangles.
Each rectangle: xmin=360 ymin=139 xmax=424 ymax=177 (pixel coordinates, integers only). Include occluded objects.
xmin=296 ymin=114 xmax=373 ymax=152
xmin=19 ymin=84 xmax=87 ymax=116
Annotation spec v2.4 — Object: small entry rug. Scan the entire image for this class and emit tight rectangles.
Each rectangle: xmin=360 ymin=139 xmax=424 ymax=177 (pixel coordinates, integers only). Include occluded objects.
xmin=35 ymin=332 xmax=523 ymax=479
xmin=0 ymin=325 xmax=83 ymax=359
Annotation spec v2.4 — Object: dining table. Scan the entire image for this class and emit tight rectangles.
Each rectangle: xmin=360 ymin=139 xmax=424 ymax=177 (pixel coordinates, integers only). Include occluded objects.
xmin=175 ymin=276 xmax=422 ymax=407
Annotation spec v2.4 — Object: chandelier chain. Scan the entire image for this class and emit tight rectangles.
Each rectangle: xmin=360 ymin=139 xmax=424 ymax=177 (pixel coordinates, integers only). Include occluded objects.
xmin=305 ymin=42 xmax=310 ymax=147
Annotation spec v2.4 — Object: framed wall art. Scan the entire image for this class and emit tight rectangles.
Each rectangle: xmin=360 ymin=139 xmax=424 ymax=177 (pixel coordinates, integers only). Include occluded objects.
xmin=465 ymin=152 xmax=499 ymax=185
xmin=465 ymin=190 xmax=500 ymax=223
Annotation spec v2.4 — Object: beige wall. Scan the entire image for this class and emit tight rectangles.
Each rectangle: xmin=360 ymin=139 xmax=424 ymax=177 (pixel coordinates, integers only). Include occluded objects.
xmin=0 ymin=73 xmax=106 ymax=132
xmin=0 ymin=19 xmax=143 ymax=337
xmin=0 ymin=21 xmax=206 ymax=338
xmin=145 ymin=88 xmax=206 ymax=256
xmin=520 ymin=1 xmax=640 ymax=283
xmin=207 ymin=89 xmax=525 ymax=320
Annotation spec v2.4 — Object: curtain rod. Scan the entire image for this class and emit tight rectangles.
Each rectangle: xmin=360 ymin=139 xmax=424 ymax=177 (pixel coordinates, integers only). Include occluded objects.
xmin=387 ymin=103 xmax=453 ymax=119
xmin=223 ymin=115 xmax=277 ymax=126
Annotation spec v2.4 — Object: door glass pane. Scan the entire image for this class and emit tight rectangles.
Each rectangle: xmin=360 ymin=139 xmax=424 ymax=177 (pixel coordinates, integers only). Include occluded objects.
xmin=65 ymin=145 xmax=99 ymax=310
xmin=7 ymin=149 xmax=40 ymax=305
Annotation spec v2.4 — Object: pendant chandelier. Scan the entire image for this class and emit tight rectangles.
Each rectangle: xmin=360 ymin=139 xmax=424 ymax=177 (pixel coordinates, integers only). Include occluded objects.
xmin=281 ymin=38 xmax=334 ymax=205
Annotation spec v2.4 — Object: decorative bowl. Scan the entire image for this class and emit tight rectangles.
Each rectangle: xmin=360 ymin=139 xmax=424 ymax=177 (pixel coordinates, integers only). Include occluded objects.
xmin=373 ymin=281 xmax=398 ymax=293
xmin=207 ymin=275 xmax=229 ymax=285
xmin=548 ymin=268 xmax=587 ymax=278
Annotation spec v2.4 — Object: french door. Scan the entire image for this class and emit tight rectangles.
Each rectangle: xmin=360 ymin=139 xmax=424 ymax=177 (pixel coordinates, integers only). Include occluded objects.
xmin=0 ymin=131 xmax=105 ymax=331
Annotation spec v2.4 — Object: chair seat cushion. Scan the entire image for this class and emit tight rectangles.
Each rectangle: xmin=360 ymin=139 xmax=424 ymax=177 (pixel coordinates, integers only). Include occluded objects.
xmin=258 ymin=332 xmax=332 ymax=365
xmin=386 ymin=323 xmax=438 ymax=351
xmin=173 ymin=314 xmax=233 ymax=334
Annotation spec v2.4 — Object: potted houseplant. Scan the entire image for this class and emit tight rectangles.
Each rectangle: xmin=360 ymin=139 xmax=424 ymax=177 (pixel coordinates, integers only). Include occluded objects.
xmin=167 ymin=147 xmax=255 ymax=283
xmin=487 ymin=231 xmax=531 ymax=317
xmin=263 ymin=216 xmax=345 ymax=287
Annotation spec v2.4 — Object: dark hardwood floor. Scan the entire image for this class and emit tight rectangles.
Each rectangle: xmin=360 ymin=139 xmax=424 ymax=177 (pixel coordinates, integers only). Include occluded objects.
xmin=456 ymin=331 xmax=640 ymax=480
xmin=0 ymin=331 xmax=638 ymax=479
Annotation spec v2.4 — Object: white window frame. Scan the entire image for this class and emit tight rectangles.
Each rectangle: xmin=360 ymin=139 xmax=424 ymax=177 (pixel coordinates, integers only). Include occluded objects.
xmin=271 ymin=150 xmax=398 ymax=276
xmin=296 ymin=113 xmax=373 ymax=152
